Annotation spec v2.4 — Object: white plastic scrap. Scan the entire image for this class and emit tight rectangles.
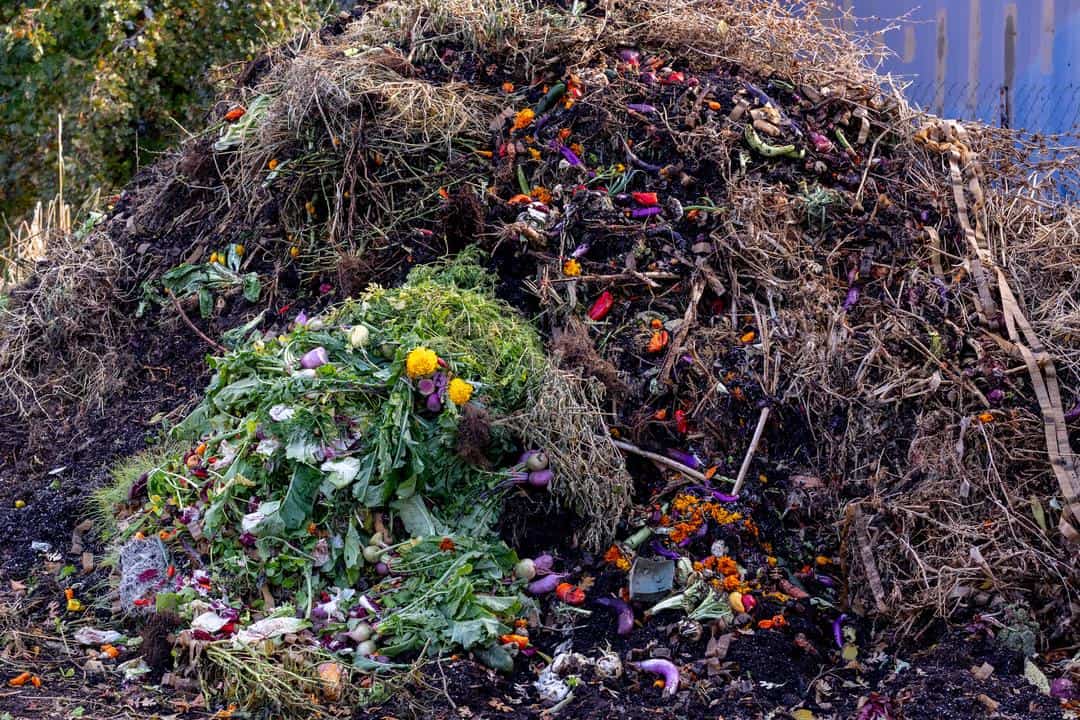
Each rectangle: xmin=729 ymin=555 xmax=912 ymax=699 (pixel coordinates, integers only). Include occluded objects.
xmin=234 ymin=616 xmax=307 ymax=646
xmin=74 ymin=627 xmax=124 ymax=646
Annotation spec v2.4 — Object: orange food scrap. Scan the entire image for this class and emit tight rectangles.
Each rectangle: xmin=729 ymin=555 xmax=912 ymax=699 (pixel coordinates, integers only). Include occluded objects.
xmin=223 ymin=106 xmax=245 ymax=122
xmin=555 ymin=582 xmax=586 ymax=605
xmin=512 ymin=108 xmax=536 ymax=131
xmin=8 ymin=672 xmax=31 ymax=687
xmin=646 ymin=330 xmax=670 ymax=353
xmin=500 ymin=634 xmax=529 ymax=650
xmin=740 ymin=330 xmax=757 ymax=344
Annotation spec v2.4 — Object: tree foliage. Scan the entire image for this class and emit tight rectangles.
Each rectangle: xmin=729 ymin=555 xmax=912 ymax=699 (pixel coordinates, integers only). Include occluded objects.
xmin=0 ymin=0 xmax=318 ymax=231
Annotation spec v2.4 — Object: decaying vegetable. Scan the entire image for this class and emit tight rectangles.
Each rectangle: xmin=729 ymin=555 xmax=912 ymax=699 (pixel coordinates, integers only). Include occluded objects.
xmin=634 ymin=658 xmax=680 ymax=697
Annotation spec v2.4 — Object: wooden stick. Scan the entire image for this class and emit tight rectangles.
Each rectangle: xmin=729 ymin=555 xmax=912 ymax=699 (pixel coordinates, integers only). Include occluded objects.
xmin=611 ymin=439 xmax=707 ymax=483
xmin=166 ymin=288 xmax=227 ymax=353
xmin=732 ymin=406 xmax=770 ymax=496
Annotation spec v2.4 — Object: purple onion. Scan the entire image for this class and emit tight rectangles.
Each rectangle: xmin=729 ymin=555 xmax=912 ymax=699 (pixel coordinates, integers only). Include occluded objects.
xmin=666 ymin=449 xmax=701 ymax=469
xmin=295 ymin=311 xmax=308 ymax=326
xmin=528 ymin=573 xmax=568 ymax=595
xmin=627 ymin=103 xmax=657 ymax=114
xmin=426 ymin=393 xmax=443 ymax=413
xmin=300 ymin=346 xmax=329 ymax=369
xmin=527 ymin=469 xmax=553 ymax=488
xmin=559 ymin=145 xmax=582 ymax=166
xmin=833 ymin=613 xmax=848 ymax=649
xmin=987 ymin=388 xmax=1005 ymax=404
xmin=594 ymin=596 xmax=634 ymax=635
xmin=650 ymin=540 xmax=681 ymax=560
xmin=843 ymin=286 xmax=860 ymax=312
xmin=631 ymin=206 xmax=662 ymax=219
xmin=417 ymin=378 xmax=436 ymax=395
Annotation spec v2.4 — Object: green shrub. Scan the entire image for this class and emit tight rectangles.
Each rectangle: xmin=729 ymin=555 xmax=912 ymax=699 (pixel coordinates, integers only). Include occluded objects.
xmin=0 ymin=0 xmax=319 ymax=237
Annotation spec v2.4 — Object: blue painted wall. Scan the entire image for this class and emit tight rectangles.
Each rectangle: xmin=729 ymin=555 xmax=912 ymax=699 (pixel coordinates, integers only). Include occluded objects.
xmin=836 ymin=0 xmax=1080 ymax=133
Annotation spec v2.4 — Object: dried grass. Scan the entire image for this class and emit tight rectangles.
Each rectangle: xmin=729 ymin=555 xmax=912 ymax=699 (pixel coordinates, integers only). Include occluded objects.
xmin=510 ymin=363 xmax=632 ymax=551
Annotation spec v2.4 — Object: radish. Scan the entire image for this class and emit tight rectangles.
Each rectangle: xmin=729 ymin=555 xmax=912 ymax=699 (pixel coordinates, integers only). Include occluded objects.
xmin=634 ymin=659 xmax=680 ymax=696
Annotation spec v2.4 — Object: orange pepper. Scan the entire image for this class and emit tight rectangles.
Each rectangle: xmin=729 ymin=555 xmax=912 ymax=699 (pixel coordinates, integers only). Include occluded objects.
xmin=64 ymin=588 xmax=74 ymax=600
xmin=30 ymin=675 xmax=41 ymax=688
xmin=101 ymin=644 xmax=120 ymax=659
xmin=977 ymin=412 xmax=994 ymax=424
xmin=195 ymin=442 xmax=207 ymax=456
xmin=437 ymin=187 xmax=450 ymax=200
xmin=647 ymin=330 xmax=670 ymax=353
xmin=757 ymin=619 xmax=774 ymax=630
xmin=224 ymin=107 xmax=245 ymax=122
xmin=499 ymin=634 xmax=529 ymax=650
xmin=501 ymin=82 xmax=514 ymax=93
xmin=707 ymin=100 xmax=722 ymax=111
xmin=555 ymin=582 xmax=586 ymax=605
xmin=507 ymin=194 xmax=532 ymax=205
xmin=8 ymin=672 xmax=31 ymax=687
xmin=740 ymin=330 xmax=757 ymax=344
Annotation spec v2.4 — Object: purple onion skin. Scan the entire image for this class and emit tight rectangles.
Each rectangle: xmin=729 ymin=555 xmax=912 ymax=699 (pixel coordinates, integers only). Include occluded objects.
xmin=666 ymin=449 xmax=701 ymax=469
xmin=375 ymin=562 xmax=390 ymax=576
xmin=527 ymin=573 xmax=567 ymax=595
xmin=650 ymin=539 xmax=681 ymax=560
xmin=300 ymin=346 xmax=329 ymax=369
xmin=635 ymin=659 xmax=679 ymax=696
xmin=417 ymin=378 xmax=436 ymax=395
xmin=843 ymin=286 xmax=860 ymax=311
xmin=631 ymin=206 xmax=662 ymax=219
xmin=1050 ymin=677 xmax=1077 ymax=700
xmin=559 ymin=145 xmax=582 ymax=166
xmin=426 ymin=393 xmax=443 ymax=413
xmin=627 ymin=103 xmax=656 ymax=114
xmin=833 ymin=613 xmax=848 ymax=648
xmin=595 ymin=597 xmax=634 ymax=635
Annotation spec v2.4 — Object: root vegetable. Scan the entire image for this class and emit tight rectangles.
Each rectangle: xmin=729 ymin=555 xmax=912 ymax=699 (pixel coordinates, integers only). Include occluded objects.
xmin=348 ymin=622 xmax=372 ymax=643
xmin=515 ymin=559 xmax=537 ymax=580
xmin=525 ymin=451 xmax=549 ymax=472
xmin=533 ymin=553 xmax=555 ymax=573
xmin=527 ymin=573 xmax=567 ymax=595
xmin=362 ymin=546 xmax=382 ymax=563
xmin=349 ymin=325 xmax=370 ymax=348
xmin=357 ymin=640 xmax=377 ymax=656
xmin=300 ymin=347 xmax=329 ymax=369
xmin=634 ymin=658 xmax=679 ymax=696
xmin=527 ymin=469 xmax=552 ymax=488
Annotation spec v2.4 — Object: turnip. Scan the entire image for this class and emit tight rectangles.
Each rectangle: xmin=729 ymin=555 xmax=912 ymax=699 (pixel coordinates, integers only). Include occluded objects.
xmin=356 ymin=640 xmax=377 ymax=657
xmin=525 ymin=451 xmax=549 ymax=472
xmin=349 ymin=325 xmax=370 ymax=348
xmin=527 ymin=573 xmax=568 ymax=595
xmin=594 ymin=596 xmax=634 ymax=635
xmin=347 ymin=622 xmax=372 ymax=643
xmin=300 ymin=347 xmax=329 ymax=369
xmin=514 ymin=558 xmax=536 ymax=580
xmin=375 ymin=561 xmax=390 ymax=576
xmin=362 ymin=545 xmax=382 ymax=563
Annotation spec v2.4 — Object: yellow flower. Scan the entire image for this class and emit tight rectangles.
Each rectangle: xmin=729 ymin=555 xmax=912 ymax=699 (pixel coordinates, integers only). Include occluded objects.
xmin=448 ymin=378 xmax=474 ymax=405
xmin=405 ymin=347 xmax=439 ymax=379
xmin=563 ymin=258 xmax=581 ymax=277
xmin=234 ymin=243 xmax=245 ymax=257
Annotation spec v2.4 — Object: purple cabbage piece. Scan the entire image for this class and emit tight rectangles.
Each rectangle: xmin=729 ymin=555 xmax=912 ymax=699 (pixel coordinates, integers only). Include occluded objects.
xmin=417 ymin=378 xmax=436 ymax=396
xmin=627 ymin=103 xmax=656 ymax=114
xmin=559 ymin=145 xmax=582 ymax=166
xmin=650 ymin=539 xmax=681 ymax=560
xmin=631 ymin=206 xmax=662 ymax=219
xmin=426 ymin=393 xmax=443 ymax=413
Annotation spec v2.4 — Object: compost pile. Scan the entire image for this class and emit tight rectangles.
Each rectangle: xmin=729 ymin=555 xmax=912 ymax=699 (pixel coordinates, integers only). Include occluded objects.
xmin=3 ymin=0 xmax=1080 ymax=717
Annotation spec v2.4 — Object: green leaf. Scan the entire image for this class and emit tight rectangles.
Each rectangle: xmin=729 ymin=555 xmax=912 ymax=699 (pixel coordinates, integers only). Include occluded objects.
xmin=449 ymin=617 xmax=505 ymax=650
xmin=344 ymin=519 xmax=362 ymax=570
xmin=473 ymin=644 xmax=514 ymax=673
xmin=198 ymin=287 xmax=214 ymax=318
xmin=280 ymin=464 xmax=321 ymax=529
xmin=392 ymin=495 xmax=446 ymax=538
xmin=242 ymin=273 xmax=261 ymax=302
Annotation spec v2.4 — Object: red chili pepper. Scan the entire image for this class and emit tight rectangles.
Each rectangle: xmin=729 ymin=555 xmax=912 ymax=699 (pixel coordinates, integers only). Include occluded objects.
xmin=277 ymin=303 xmax=292 ymax=316
xmin=166 ymin=565 xmax=176 ymax=579
xmin=675 ymin=409 xmax=689 ymax=434
xmin=631 ymin=191 xmax=659 ymax=206
xmin=588 ymin=291 xmax=615 ymax=321
xmin=133 ymin=598 xmax=151 ymax=607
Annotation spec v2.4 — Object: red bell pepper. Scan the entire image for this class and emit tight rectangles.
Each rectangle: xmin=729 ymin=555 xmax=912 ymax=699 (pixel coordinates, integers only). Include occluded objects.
xmin=631 ymin=191 xmax=659 ymax=206
xmin=588 ymin=290 xmax=614 ymax=321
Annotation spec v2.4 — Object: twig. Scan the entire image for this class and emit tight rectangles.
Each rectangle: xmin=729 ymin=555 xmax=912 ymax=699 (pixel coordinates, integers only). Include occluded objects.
xmin=611 ymin=439 xmax=707 ymax=483
xmin=166 ymin=288 xmax=226 ymax=353
xmin=732 ymin=406 xmax=770 ymax=496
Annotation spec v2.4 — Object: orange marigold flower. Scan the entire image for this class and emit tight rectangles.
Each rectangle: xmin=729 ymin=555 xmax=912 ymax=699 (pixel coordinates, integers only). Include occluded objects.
xmin=714 ymin=555 xmax=739 ymax=576
xmin=439 ymin=537 xmax=456 ymax=552
xmin=563 ymin=258 xmax=582 ymax=277
xmin=723 ymin=575 xmax=741 ymax=591
xmin=512 ymin=108 xmax=535 ymax=131
xmin=530 ymin=186 xmax=552 ymax=204
xmin=603 ymin=545 xmax=631 ymax=571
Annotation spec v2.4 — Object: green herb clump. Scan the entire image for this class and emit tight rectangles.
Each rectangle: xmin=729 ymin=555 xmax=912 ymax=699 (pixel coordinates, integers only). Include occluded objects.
xmin=120 ymin=254 xmax=544 ymax=667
